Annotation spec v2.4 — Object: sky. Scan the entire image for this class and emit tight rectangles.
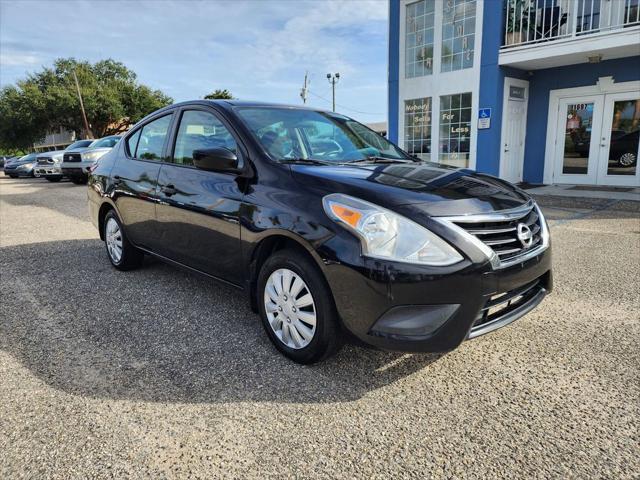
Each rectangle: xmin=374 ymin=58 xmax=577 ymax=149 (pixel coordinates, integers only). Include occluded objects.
xmin=0 ymin=0 xmax=389 ymax=123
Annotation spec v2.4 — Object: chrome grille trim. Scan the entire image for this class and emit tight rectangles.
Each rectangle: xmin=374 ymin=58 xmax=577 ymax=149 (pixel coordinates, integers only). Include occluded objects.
xmin=434 ymin=201 xmax=550 ymax=270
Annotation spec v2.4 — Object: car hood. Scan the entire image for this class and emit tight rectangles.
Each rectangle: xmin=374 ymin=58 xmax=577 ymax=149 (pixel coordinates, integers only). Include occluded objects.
xmin=9 ymin=158 xmax=36 ymax=165
xmin=290 ymin=162 xmax=531 ymax=216
xmin=65 ymin=147 xmax=93 ymax=154
xmin=38 ymin=150 xmax=64 ymax=159
xmin=82 ymin=147 xmax=112 ymax=155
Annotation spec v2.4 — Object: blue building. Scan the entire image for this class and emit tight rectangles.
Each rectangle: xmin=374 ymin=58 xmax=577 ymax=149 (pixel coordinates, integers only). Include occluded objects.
xmin=388 ymin=0 xmax=640 ymax=187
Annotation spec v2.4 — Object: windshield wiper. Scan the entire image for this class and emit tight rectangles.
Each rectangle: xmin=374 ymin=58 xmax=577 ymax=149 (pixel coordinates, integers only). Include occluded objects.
xmin=279 ymin=158 xmax=333 ymax=166
xmin=344 ymin=156 xmax=415 ymax=164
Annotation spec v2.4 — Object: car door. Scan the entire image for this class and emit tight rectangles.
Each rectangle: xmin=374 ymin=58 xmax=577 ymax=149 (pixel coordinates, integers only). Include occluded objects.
xmin=113 ymin=112 xmax=174 ymax=250
xmin=154 ymin=107 xmax=245 ymax=285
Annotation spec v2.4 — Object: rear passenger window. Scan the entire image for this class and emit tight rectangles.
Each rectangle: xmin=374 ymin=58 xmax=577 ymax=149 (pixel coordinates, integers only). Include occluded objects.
xmin=173 ymin=110 xmax=237 ymax=166
xmin=135 ymin=114 xmax=173 ymax=161
xmin=126 ymin=130 xmax=141 ymax=157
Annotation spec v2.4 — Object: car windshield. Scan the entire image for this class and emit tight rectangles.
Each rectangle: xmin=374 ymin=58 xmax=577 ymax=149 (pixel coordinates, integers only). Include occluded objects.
xmin=89 ymin=136 xmax=120 ymax=149
xmin=18 ymin=153 xmax=37 ymax=162
xmin=67 ymin=140 xmax=93 ymax=150
xmin=235 ymin=107 xmax=411 ymax=164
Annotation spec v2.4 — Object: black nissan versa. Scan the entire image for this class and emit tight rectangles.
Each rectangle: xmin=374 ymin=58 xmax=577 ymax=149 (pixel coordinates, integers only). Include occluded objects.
xmin=88 ymin=100 xmax=552 ymax=363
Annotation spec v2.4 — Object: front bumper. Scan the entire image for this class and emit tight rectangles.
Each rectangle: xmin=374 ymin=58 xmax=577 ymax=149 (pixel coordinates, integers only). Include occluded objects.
xmin=61 ymin=161 xmax=93 ymax=176
xmin=35 ymin=164 xmax=62 ymax=176
xmin=3 ymin=166 xmax=33 ymax=177
xmin=321 ymin=236 xmax=552 ymax=353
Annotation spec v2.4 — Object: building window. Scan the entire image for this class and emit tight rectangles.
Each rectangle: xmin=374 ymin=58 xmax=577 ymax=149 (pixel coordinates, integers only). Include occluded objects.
xmin=405 ymin=0 xmax=435 ymax=78
xmin=441 ymin=0 xmax=476 ymax=72
xmin=439 ymin=93 xmax=471 ymax=167
xmin=404 ymin=97 xmax=432 ymax=161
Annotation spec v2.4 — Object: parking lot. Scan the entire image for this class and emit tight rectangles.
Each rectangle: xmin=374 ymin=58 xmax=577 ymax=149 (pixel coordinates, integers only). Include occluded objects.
xmin=1 ymin=176 xmax=638 ymax=479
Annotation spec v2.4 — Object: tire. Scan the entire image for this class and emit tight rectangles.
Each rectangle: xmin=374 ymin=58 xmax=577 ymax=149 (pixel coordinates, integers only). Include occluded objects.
xmin=103 ymin=210 xmax=144 ymax=271
xmin=71 ymin=176 xmax=87 ymax=185
xmin=257 ymin=249 xmax=341 ymax=364
xmin=46 ymin=177 xmax=62 ymax=182
xmin=618 ymin=152 xmax=637 ymax=167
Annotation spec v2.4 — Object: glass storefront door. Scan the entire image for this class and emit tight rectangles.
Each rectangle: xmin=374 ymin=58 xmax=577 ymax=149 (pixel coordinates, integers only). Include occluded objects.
xmin=596 ymin=93 xmax=640 ymax=186
xmin=554 ymin=95 xmax=604 ymax=184
xmin=553 ymin=92 xmax=640 ymax=186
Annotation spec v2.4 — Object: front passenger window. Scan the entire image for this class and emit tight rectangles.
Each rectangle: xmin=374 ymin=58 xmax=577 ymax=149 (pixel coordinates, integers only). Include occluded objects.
xmin=135 ymin=114 xmax=173 ymax=161
xmin=173 ymin=110 xmax=237 ymax=166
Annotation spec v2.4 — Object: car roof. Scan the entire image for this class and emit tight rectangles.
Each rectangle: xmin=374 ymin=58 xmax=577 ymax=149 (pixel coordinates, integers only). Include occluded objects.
xmin=165 ymin=99 xmax=334 ymax=114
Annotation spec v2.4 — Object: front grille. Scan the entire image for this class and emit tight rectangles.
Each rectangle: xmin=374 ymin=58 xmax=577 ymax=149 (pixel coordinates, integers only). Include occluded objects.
xmin=63 ymin=153 xmax=82 ymax=162
xmin=453 ymin=206 xmax=542 ymax=263
xmin=471 ymin=278 xmax=543 ymax=334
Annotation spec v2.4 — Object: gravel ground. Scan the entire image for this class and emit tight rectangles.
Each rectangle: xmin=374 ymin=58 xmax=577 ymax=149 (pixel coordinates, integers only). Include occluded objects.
xmin=1 ymin=176 xmax=639 ymax=479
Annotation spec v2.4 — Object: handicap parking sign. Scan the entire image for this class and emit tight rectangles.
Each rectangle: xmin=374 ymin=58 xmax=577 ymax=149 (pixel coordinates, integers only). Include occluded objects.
xmin=478 ymin=108 xmax=491 ymax=129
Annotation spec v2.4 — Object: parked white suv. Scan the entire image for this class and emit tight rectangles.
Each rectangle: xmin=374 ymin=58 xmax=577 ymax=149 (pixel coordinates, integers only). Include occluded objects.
xmin=61 ymin=135 xmax=121 ymax=184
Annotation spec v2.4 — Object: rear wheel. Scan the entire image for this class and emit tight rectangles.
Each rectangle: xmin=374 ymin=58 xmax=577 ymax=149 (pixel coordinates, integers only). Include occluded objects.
xmin=257 ymin=250 xmax=341 ymax=364
xmin=103 ymin=210 xmax=144 ymax=270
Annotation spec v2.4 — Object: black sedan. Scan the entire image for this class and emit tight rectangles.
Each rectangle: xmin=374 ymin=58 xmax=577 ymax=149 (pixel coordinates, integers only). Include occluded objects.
xmin=88 ymin=100 xmax=552 ymax=363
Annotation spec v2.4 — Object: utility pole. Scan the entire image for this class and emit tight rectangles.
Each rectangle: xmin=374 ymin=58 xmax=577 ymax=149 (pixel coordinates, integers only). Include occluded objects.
xmin=72 ymin=70 xmax=93 ymax=139
xmin=300 ymin=71 xmax=309 ymax=104
xmin=326 ymin=72 xmax=340 ymax=112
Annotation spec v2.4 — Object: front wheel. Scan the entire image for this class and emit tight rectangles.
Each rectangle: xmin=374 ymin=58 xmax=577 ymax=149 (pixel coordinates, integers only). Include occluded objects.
xmin=103 ymin=210 xmax=144 ymax=270
xmin=257 ymin=250 xmax=341 ymax=364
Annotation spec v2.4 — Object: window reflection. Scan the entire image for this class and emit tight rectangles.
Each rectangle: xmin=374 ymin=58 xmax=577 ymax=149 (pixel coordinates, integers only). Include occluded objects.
xmin=441 ymin=0 xmax=476 ymax=72
xmin=562 ymin=103 xmax=593 ymax=175
xmin=405 ymin=0 xmax=435 ymax=78
xmin=439 ymin=93 xmax=471 ymax=168
xmin=606 ymin=99 xmax=639 ymax=176
xmin=404 ymin=97 xmax=432 ymax=161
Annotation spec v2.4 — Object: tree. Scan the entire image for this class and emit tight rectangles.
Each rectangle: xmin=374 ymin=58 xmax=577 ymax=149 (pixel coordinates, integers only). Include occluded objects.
xmin=204 ymin=89 xmax=233 ymax=100
xmin=0 ymin=58 xmax=173 ymax=151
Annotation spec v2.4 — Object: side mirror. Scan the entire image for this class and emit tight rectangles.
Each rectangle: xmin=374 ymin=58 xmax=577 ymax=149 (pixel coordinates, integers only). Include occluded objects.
xmin=193 ymin=147 xmax=239 ymax=173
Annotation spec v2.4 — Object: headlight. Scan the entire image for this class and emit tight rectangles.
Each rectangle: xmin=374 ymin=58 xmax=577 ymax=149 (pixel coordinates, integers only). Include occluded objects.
xmin=52 ymin=154 xmax=63 ymax=163
xmin=82 ymin=150 xmax=106 ymax=162
xmin=19 ymin=163 xmax=33 ymax=169
xmin=322 ymin=193 xmax=464 ymax=266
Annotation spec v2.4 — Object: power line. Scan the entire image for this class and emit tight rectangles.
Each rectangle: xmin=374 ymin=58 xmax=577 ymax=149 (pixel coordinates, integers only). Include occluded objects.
xmin=307 ymin=90 xmax=384 ymax=116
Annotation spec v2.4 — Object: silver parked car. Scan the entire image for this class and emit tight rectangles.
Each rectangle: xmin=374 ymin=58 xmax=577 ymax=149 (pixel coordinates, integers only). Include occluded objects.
xmin=34 ymin=140 xmax=93 ymax=182
xmin=61 ymin=135 xmax=121 ymax=184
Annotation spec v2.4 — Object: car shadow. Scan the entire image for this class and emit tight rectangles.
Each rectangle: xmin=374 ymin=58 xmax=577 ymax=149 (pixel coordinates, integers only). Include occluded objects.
xmin=0 ymin=239 xmax=443 ymax=404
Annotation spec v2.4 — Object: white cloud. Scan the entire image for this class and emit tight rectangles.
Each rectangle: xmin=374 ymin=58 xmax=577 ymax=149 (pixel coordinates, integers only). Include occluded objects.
xmin=0 ymin=0 xmax=389 ymax=121
xmin=0 ymin=52 xmax=41 ymax=66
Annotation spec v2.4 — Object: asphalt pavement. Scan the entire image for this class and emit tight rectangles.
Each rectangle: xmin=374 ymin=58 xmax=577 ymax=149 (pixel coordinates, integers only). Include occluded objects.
xmin=1 ymin=176 xmax=638 ymax=479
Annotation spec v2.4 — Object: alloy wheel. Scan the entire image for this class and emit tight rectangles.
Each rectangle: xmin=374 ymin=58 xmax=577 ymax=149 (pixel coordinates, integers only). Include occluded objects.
xmin=619 ymin=152 xmax=636 ymax=167
xmin=264 ymin=268 xmax=317 ymax=349
xmin=105 ymin=217 xmax=123 ymax=263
